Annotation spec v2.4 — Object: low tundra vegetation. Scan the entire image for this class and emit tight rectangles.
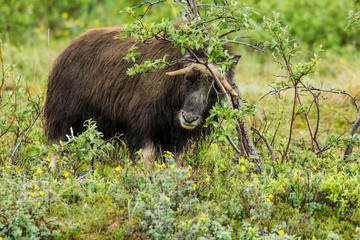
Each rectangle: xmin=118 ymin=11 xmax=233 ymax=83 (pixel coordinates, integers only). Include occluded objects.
xmin=1 ymin=0 xmax=360 ymax=239
xmin=0 ymin=72 xmax=360 ymax=239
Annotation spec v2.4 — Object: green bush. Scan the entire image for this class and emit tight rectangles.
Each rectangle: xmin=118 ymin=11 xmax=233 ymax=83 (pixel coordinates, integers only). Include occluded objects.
xmin=247 ymin=0 xmax=360 ymax=51
xmin=0 ymin=167 xmax=63 ymax=239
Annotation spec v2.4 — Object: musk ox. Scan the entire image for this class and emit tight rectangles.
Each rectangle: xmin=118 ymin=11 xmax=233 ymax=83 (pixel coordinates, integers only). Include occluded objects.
xmin=44 ymin=27 xmax=240 ymax=164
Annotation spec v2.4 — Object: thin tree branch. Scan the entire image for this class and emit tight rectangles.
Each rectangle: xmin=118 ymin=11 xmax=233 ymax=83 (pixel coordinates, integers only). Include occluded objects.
xmin=344 ymin=116 xmax=360 ymax=160
xmin=0 ymin=43 xmax=5 ymax=99
xmin=9 ymin=109 xmax=41 ymax=164
xmin=260 ymin=86 xmax=359 ymax=113
xmin=134 ymin=0 xmax=167 ymax=19
xmin=251 ymin=127 xmax=276 ymax=162
xmin=225 ymin=40 xmax=264 ymax=52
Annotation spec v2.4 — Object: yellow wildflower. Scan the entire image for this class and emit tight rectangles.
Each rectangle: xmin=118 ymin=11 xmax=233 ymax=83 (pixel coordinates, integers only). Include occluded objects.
xmin=266 ymin=198 xmax=271 ymax=202
xmin=34 ymin=185 xmax=38 ymax=190
xmin=62 ymin=12 xmax=69 ymax=19
xmin=33 ymin=176 xmax=36 ymax=180
xmin=193 ymin=186 xmax=196 ymax=191
xmin=38 ymin=202 xmax=41 ymax=207
xmin=188 ymin=172 xmax=191 ymax=177
xmin=64 ymin=172 xmax=69 ymax=178
xmin=172 ymin=8 xmax=179 ymax=15
xmin=94 ymin=20 xmax=100 ymax=26
xmin=37 ymin=168 xmax=42 ymax=173
xmin=189 ymin=165 xmax=192 ymax=170
xmin=115 ymin=166 xmax=120 ymax=171
xmin=166 ymin=197 xmax=170 ymax=201
xmin=313 ymin=166 xmax=317 ymax=170
xmin=40 ymin=191 xmax=45 ymax=196
xmin=32 ymin=192 xmax=36 ymax=197
xmin=278 ymin=230 xmax=285 ymax=235
xmin=39 ymin=34 xmax=46 ymax=41
xmin=250 ymin=162 xmax=254 ymax=167
xmin=241 ymin=166 xmax=246 ymax=171
xmin=65 ymin=22 xmax=72 ymax=28
xmin=47 ymin=157 xmax=51 ymax=162
xmin=240 ymin=158 xmax=245 ymax=163
xmin=170 ymin=165 xmax=175 ymax=168
xmin=269 ymin=194 xmax=273 ymax=198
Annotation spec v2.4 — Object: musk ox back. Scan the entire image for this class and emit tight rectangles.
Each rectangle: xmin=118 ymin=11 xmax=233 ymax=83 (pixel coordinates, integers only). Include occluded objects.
xmin=44 ymin=27 xmax=239 ymax=164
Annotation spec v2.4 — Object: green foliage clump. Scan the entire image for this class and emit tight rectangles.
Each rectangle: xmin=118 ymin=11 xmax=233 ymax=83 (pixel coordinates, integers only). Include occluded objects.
xmin=247 ymin=0 xmax=360 ymax=51
xmin=53 ymin=120 xmax=114 ymax=177
xmin=0 ymin=167 xmax=63 ymax=239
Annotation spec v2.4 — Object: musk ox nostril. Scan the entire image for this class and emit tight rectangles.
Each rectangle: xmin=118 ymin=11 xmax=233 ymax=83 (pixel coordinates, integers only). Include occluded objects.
xmin=182 ymin=112 xmax=199 ymax=124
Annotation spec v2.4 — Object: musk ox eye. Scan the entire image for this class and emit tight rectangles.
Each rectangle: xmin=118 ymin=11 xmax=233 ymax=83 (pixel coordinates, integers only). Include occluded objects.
xmin=185 ymin=76 xmax=197 ymax=83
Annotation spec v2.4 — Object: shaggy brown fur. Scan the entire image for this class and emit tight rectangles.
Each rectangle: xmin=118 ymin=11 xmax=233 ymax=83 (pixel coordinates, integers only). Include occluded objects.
xmin=44 ymin=27 xmax=238 ymax=159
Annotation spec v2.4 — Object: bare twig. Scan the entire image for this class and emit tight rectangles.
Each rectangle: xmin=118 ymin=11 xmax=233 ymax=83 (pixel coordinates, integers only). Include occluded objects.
xmin=261 ymin=86 xmax=359 ymax=114
xmin=220 ymin=124 xmax=242 ymax=155
xmin=344 ymin=117 xmax=360 ymax=160
xmin=295 ymin=88 xmax=318 ymax=151
xmin=9 ymin=109 xmax=41 ymax=164
xmin=174 ymin=0 xmax=192 ymax=23
xmin=0 ymin=43 xmax=5 ymax=99
xmin=225 ymin=40 xmax=264 ymax=52
xmin=134 ymin=0 xmax=167 ymax=19
xmin=76 ymin=169 xmax=95 ymax=182
xmin=251 ymin=126 xmax=276 ymax=162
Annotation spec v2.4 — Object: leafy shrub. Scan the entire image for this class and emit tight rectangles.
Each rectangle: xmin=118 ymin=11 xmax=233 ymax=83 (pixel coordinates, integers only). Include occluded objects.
xmin=52 ymin=120 xmax=114 ymax=177
xmin=0 ymin=167 xmax=63 ymax=239
xmin=247 ymin=0 xmax=360 ymax=51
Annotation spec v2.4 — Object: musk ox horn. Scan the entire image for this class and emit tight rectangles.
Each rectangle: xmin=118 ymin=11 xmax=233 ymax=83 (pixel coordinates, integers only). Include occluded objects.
xmin=165 ymin=66 xmax=192 ymax=76
xmin=166 ymin=63 xmax=238 ymax=97
xmin=219 ymin=75 xmax=238 ymax=97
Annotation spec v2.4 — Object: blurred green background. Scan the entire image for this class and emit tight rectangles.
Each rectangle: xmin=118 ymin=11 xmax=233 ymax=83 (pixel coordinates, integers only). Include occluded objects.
xmin=1 ymin=0 xmax=359 ymax=51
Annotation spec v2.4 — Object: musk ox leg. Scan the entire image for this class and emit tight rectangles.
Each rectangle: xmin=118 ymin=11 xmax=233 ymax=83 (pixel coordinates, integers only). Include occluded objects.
xmin=142 ymin=142 xmax=155 ymax=167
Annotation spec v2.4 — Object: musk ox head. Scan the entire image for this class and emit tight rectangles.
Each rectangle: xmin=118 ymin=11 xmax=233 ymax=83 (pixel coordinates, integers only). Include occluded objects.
xmin=167 ymin=62 xmax=238 ymax=130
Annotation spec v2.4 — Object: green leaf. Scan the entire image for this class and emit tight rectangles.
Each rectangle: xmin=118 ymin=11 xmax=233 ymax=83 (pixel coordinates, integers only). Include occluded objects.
xmin=181 ymin=47 xmax=186 ymax=56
